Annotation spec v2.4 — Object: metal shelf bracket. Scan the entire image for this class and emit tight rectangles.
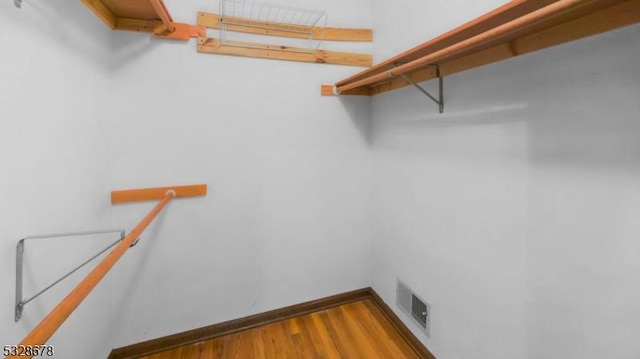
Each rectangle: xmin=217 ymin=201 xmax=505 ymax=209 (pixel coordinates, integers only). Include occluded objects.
xmin=15 ymin=229 xmax=126 ymax=322
xmin=397 ymin=64 xmax=444 ymax=114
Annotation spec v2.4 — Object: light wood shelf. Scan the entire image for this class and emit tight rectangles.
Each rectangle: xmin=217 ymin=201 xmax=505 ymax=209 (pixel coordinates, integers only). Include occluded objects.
xmin=322 ymin=0 xmax=640 ymax=97
xmin=81 ymin=0 xmax=204 ymax=40
xmin=196 ymin=0 xmax=373 ymax=67
xmin=198 ymin=12 xmax=372 ymax=42
xmin=79 ymin=0 xmax=372 ymax=63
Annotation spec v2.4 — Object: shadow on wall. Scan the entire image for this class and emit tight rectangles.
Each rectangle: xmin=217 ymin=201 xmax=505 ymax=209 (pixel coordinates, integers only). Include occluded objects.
xmin=368 ymin=25 xmax=640 ymax=359
xmin=110 ymin=207 xmax=169 ymax=330
xmin=5 ymin=0 xmax=112 ymax=69
xmin=110 ymin=32 xmax=161 ymax=71
xmin=522 ymin=26 xmax=640 ymax=173
xmin=372 ymin=25 xmax=640 ymax=173
xmin=376 ymin=101 xmax=530 ymax=129
xmin=520 ymin=26 xmax=640 ymax=359
xmin=339 ymin=96 xmax=373 ymax=145
xmin=6 ymin=0 xmax=167 ymax=72
xmin=370 ymin=72 xmax=531 ymax=161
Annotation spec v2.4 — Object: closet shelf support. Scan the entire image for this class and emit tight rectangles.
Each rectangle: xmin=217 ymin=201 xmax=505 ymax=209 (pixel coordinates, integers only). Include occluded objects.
xmin=15 ymin=229 xmax=126 ymax=322
xmin=398 ymin=64 xmax=444 ymax=114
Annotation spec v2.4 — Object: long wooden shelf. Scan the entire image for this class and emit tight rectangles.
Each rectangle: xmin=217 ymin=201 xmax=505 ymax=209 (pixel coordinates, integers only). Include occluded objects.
xmin=198 ymin=12 xmax=373 ymax=42
xmin=196 ymin=9 xmax=373 ymax=67
xmin=322 ymin=0 xmax=640 ymax=97
xmin=197 ymin=37 xmax=372 ymax=67
xmin=80 ymin=0 xmax=372 ymax=60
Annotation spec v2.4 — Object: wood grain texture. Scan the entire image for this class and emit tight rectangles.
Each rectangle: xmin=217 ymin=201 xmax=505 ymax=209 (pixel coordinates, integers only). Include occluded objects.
xmin=198 ymin=12 xmax=373 ymax=42
xmin=337 ymin=0 xmax=597 ymax=93
xmin=148 ymin=0 xmax=174 ymax=32
xmin=197 ymin=37 xmax=372 ymax=67
xmin=7 ymin=194 xmax=175 ymax=359
xmin=81 ymin=0 xmax=117 ymax=29
xmin=83 ymin=0 xmax=182 ymax=36
xmin=100 ymin=0 xmax=160 ymax=20
xmin=108 ymin=288 xmax=434 ymax=359
xmin=154 ymin=23 xmax=206 ymax=40
xmin=368 ymin=0 xmax=640 ymax=96
xmin=370 ymin=43 xmax=513 ymax=96
xmin=512 ymin=0 xmax=640 ymax=55
xmin=331 ymin=0 xmax=640 ymax=96
xmin=369 ymin=289 xmax=437 ymax=359
xmin=108 ymin=288 xmax=372 ymax=359
xmin=115 ymin=17 xmax=162 ymax=32
xmin=111 ymin=184 xmax=208 ymax=204
xmin=322 ymin=84 xmax=372 ymax=96
xmin=321 ymin=85 xmax=337 ymax=96
xmin=135 ymin=300 xmax=425 ymax=359
xmin=335 ymin=0 xmax=556 ymax=87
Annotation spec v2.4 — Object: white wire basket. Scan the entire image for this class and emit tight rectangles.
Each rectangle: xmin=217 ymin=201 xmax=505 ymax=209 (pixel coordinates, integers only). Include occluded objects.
xmin=219 ymin=0 xmax=328 ymax=52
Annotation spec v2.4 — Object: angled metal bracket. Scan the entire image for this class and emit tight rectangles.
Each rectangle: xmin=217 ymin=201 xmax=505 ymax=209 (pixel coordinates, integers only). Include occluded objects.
xmin=396 ymin=63 xmax=444 ymax=114
xmin=14 ymin=0 xmax=22 ymax=8
xmin=15 ymin=229 xmax=126 ymax=322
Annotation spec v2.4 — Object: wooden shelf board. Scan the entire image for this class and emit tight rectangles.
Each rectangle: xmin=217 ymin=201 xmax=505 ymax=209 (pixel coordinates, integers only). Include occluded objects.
xmin=82 ymin=0 xmax=190 ymax=37
xmin=335 ymin=0 xmax=556 ymax=87
xmin=111 ymin=184 xmax=208 ymax=204
xmin=81 ymin=0 xmax=117 ymax=29
xmin=326 ymin=0 xmax=640 ymax=97
xmin=198 ymin=37 xmax=372 ymax=67
xmin=100 ymin=0 xmax=159 ymax=20
xmin=113 ymin=17 xmax=160 ymax=32
xmin=198 ymin=12 xmax=373 ymax=42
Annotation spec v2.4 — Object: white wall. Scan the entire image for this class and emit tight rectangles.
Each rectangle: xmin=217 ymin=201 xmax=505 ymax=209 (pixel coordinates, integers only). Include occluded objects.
xmin=1 ymin=0 xmax=373 ymax=356
xmin=105 ymin=0 xmax=373 ymax=348
xmin=0 ymin=0 xmax=116 ymax=358
xmin=6 ymin=1 xmax=637 ymax=358
xmin=371 ymin=1 xmax=640 ymax=358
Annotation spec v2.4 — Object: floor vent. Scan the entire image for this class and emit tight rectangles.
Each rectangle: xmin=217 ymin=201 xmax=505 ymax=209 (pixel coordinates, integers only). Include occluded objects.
xmin=396 ymin=279 xmax=430 ymax=336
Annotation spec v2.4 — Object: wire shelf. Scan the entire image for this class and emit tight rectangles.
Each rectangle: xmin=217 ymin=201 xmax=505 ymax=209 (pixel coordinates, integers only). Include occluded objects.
xmin=219 ymin=0 xmax=328 ymax=52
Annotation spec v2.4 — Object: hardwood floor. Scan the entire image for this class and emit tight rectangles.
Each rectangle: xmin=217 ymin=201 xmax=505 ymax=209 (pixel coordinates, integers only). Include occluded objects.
xmin=140 ymin=299 xmax=422 ymax=359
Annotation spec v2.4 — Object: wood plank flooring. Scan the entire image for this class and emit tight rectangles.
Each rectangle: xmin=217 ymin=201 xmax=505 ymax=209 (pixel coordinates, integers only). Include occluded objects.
xmin=140 ymin=299 xmax=422 ymax=359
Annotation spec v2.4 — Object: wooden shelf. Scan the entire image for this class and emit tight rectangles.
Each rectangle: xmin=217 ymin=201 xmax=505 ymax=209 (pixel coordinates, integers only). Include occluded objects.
xmin=196 ymin=6 xmax=373 ymax=67
xmin=323 ymin=0 xmax=640 ymax=97
xmin=197 ymin=37 xmax=372 ymax=67
xmin=198 ymin=12 xmax=373 ymax=42
xmin=81 ymin=0 xmax=204 ymax=40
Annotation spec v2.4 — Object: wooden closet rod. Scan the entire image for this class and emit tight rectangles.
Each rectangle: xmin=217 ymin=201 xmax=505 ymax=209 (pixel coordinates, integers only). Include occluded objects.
xmin=6 ymin=184 xmax=206 ymax=359
xmin=7 ymin=193 xmax=173 ymax=359
xmin=336 ymin=0 xmax=592 ymax=94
